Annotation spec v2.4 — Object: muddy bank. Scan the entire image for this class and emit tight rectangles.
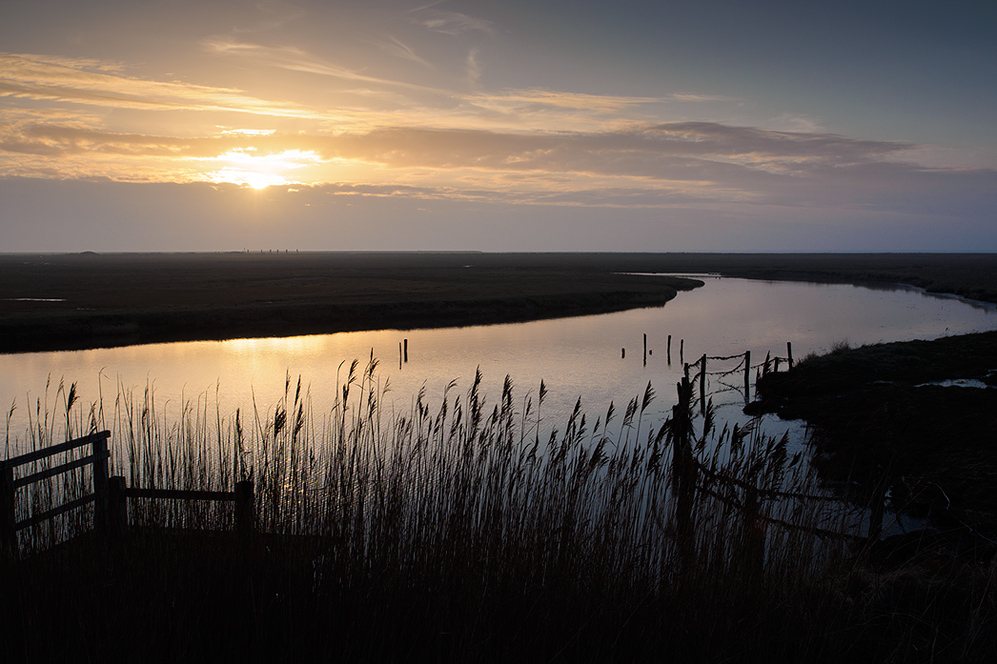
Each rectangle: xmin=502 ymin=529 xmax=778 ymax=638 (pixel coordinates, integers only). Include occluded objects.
xmin=4 ymin=251 xmax=997 ymax=353
xmin=0 ymin=252 xmax=702 ymax=353
xmin=754 ymin=330 xmax=997 ymax=536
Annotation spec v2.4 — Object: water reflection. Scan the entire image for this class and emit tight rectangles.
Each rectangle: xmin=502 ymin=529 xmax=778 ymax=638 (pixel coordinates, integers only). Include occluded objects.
xmin=2 ymin=276 xmax=996 ymax=453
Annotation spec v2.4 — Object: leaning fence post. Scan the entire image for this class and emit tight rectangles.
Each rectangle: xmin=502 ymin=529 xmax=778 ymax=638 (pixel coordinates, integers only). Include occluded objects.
xmin=92 ymin=433 xmax=110 ymax=532
xmin=0 ymin=463 xmax=15 ymax=558
xmin=786 ymin=342 xmax=793 ymax=370
xmin=235 ymin=480 xmax=255 ymax=546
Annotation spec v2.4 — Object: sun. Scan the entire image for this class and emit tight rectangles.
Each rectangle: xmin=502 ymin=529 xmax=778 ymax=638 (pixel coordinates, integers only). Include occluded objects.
xmin=204 ymin=148 xmax=322 ymax=189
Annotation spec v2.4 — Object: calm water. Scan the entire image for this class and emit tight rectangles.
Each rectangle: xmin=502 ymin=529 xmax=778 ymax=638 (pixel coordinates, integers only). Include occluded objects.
xmin=3 ymin=276 xmax=996 ymax=453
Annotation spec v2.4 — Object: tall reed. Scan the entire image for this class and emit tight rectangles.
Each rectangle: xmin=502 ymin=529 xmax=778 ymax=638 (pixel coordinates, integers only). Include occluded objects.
xmin=1 ymin=358 xmax=886 ymax=662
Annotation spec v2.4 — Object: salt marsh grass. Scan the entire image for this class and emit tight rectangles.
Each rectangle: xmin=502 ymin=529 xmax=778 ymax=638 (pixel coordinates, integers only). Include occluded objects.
xmin=1 ymin=358 xmax=988 ymax=663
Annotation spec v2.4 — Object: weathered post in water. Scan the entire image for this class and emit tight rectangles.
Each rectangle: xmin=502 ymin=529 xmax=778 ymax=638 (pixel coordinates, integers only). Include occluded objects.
xmin=404 ymin=339 xmax=408 ymax=363
xmin=643 ymin=333 xmax=647 ymax=366
xmin=699 ymin=354 xmax=707 ymax=414
xmin=787 ymin=342 xmax=793 ymax=370
xmin=743 ymin=350 xmax=751 ymax=402
xmin=667 ymin=335 xmax=672 ymax=365
xmin=680 ymin=339 xmax=684 ymax=364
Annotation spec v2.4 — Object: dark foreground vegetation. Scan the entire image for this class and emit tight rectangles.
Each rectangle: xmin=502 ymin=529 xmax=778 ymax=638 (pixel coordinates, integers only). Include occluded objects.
xmin=4 ymin=363 xmax=994 ymax=663
xmin=3 ymin=251 xmax=997 ymax=353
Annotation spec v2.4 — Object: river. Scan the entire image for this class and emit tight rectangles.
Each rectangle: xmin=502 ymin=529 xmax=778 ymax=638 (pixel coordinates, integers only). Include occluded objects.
xmin=2 ymin=276 xmax=996 ymax=455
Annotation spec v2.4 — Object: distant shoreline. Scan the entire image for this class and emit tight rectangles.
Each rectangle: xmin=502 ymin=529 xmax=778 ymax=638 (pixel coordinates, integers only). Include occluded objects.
xmin=3 ymin=252 xmax=996 ymax=354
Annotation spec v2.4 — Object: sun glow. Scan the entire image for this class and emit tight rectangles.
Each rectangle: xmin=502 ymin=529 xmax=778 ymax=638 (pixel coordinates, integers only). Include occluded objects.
xmin=204 ymin=148 xmax=322 ymax=189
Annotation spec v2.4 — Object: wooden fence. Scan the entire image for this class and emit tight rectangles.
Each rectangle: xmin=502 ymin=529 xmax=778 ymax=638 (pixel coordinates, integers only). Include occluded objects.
xmin=0 ymin=430 xmax=254 ymax=558
xmin=681 ymin=341 xmax=794 ymax=407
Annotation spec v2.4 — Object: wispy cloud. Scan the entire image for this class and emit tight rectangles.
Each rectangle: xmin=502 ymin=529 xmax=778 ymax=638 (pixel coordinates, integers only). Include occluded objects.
xmin=0 ymin=53 xmax=318 ymax=119
xmin=408 ymin=3 xmax=496 ymax=36
xmin=466 ymin=49 xmax=482 ymax=88
xmin=201 ymin=39 xmax=447 ymax=95
xmin=369 ymin=36 xmax=433 ymax=68
xmin=461 ymin=88 xmax=663 ymax=114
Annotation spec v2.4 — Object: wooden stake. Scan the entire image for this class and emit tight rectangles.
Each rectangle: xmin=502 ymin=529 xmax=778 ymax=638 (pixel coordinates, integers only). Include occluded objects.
xmin=699 ymin=354 xmax=707 ymax=413
xmin=744 ymin=350 xmax=751 ymax=402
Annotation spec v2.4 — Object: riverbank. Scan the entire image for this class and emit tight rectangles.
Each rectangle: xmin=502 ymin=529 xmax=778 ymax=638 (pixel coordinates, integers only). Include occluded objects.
xmin=3 ymin=252 xmax=996 ymax=354
xmin=754 ymin=330 xmax=997 ymax=537
xmin=0 ymin=252 xmax=702 ymax=353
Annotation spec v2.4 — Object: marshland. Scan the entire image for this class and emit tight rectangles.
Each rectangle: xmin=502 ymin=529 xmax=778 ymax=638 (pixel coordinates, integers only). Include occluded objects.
xmin=2 ymin=252 xmax=997 ymax=663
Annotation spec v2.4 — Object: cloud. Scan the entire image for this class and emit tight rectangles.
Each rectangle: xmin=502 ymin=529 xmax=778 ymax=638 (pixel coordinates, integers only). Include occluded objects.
xmin=408 ymin=4 xmax=496 ymax=36
xmin=0 ymin=52 xmax=318 ymax=119
xmin=369 ymin=36 xmax=433 ymax=68
xmin=201 ymin=39 xmax=447 ymax=95
xmin=465 ymin=49 xmax=481 ymax=88
xmin=461 ymin=88 xmax=662 ymax=114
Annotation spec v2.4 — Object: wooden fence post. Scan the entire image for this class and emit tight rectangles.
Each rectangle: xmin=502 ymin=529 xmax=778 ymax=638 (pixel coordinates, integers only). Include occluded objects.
xmin=643 ymin=333 xmax=647 ymax=367
xmin=671 ymin=377 xmax=697 ymax=571
xmin=787 ymin=342 xmax=794 ymax=370
xmin=867 ymin=472 xmax=888 ymax=543
xmin=92 ymin=433 xmax=110 ymax=532
xmin=680 ymin=339 xmax=684 ymax=364
xmin=744 ymin=350 xmax=751 ymax=402
xmin=699 ymin=354 xmax=707 ymax=414
xmin=741 ymin=486 xmax=765 ymax=584
xmin=108 ymin=476 xmax=128 ymax=539
xmin=667 ymin=334 xmax=672 ymax=365
xmin=235 ymin=480 xmax=255 ymax=546
xmin=0 ymin=463 xmax=15 ymax=558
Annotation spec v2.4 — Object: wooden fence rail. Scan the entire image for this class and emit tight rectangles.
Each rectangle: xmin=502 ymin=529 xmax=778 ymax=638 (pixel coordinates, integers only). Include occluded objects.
xmin=0 ymin=430 xmax=254 ymax=558
xmin=0 ymin=431 xmax=110 ymax=556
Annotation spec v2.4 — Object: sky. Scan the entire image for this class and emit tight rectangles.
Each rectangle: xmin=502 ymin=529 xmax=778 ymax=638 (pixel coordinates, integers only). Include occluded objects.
xmin=1 ymin=0 xmax=995 ymax=252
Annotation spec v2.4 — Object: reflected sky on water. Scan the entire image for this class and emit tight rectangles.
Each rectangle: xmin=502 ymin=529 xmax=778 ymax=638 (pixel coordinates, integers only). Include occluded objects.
xmin=3 ymin=277 xmax=996 ymax=452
